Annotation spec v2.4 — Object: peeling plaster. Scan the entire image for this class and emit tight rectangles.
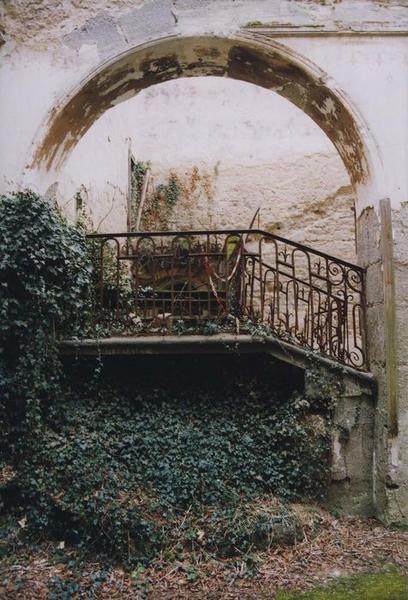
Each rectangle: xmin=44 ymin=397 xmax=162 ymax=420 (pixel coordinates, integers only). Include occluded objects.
xmin=30 ymin=35 xmax=369 ymax=186
xmin=2 ymin=0 xmax=144 ymax=49
xmin=2 ymin=0 xmax=407 ymax=50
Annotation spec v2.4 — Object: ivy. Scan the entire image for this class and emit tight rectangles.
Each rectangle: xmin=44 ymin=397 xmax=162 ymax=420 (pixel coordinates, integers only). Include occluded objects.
xmin=129 ymin=160 xmax=149 ymax=231
xmin=0 ymin=193 xmax=334 ymax=569
xmin=0 ymin=191 xmax=91 ymax=455
xmin=2 ymin=355 xmax=332 ymax=565
xmin=155 ymin=173 xmax=181 ymax=208
xmin=129 ymin=161 xmax=181 ymax=230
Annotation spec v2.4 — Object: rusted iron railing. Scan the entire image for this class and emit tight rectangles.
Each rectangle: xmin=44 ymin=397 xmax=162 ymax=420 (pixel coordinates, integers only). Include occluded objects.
xmin=86 ymin=230 xmax=367 ymax=370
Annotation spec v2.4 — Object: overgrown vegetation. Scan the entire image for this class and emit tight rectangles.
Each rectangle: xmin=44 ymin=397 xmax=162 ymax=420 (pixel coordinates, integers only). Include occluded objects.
xmin=129 ymin=159 xmax=148 ymax=231
xmin=155 ymin=172 xmax=181 ymax=208
xmin=1 ymin=354 xmax=332 ymax=566
xmin=0 ymin=191 xmax=91 ymax=455
xmin=0 ymin=193 xmax=333 ymax=568
xmin=129 ymin=159 xmax=182 ymax=230
xmin=0 ymin=191 xmax=406 ymax=597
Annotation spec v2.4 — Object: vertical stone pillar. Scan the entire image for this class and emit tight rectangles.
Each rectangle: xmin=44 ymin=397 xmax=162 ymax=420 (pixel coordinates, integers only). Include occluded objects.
xmin=388 ymin=203 xmax=408 ymax=523
xmin=305 ymin=367 xmax=375 ymax=516
xmin=357 ymin=202 xmax=408 ymax=525
xmin=356 ymin=206 xmax=387 ymax=517
xmin=328 ymin=384 xmax=375 ymax=516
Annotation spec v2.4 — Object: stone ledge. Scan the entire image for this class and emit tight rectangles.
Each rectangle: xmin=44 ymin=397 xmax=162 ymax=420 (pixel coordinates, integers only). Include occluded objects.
xmin=59 ymin=334 xmax=376 ymax=390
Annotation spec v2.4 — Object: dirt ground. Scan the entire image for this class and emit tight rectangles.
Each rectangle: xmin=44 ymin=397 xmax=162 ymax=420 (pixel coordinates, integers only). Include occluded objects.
xmin=1 ymin=513 xmax=407 ymax=599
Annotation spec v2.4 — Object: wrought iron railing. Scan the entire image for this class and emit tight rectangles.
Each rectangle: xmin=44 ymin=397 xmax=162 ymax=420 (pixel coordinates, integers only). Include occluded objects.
xmin=86 ymin=230 xmax=367 ymax=370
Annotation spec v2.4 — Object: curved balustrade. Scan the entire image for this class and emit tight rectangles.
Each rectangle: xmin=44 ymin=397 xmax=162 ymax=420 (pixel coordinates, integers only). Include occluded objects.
xmin=86 ymin=229 xmax=368 ymax=370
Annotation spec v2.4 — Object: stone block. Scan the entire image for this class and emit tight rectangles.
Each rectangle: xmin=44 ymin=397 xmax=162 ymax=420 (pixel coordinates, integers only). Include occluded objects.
xmin=328 ymin=393 xmax=375 ymax=516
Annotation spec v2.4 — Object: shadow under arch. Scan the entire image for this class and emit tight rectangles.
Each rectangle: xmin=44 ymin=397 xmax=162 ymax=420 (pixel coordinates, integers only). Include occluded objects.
xmin=29 ymin=33 xmax=374 ymax=191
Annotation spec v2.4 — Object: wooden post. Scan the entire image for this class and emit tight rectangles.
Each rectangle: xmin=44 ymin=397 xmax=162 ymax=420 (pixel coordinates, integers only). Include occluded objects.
xmin=135 ymin=170 xmax=150 ymax=232
xmin=380 ymin=198 xmax=398 ymax=437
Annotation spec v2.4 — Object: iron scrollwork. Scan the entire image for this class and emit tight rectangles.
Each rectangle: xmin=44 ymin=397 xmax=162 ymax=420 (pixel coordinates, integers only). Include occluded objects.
xmin=86 ymin=229 xmax=368 ymax=370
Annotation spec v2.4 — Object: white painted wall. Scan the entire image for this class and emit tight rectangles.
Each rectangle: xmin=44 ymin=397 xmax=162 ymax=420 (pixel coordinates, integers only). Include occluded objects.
xmin=1 ymin=1 xmax=407 ymax=216
xmin=58 ymin=77 xmax=355 ymax=259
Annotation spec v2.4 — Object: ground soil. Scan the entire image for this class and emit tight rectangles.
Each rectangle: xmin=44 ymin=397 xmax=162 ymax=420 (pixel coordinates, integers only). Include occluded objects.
xmin=1 ymin=514 xmax=407 ymax=599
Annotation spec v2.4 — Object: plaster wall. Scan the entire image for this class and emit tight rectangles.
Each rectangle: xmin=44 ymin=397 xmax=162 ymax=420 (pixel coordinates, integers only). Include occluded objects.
xmin=58 ymin=77 xmax=356 ymax=262
xmin=0 ymin=1 xmax=407 ymax=214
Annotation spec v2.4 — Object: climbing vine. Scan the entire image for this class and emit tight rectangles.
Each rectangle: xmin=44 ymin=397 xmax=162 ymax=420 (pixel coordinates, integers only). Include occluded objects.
xmin=129 ymin=161 xmax=218 ymax=231
xmin=129 ymin=159 xmax=149 ymax=230
xmin=129 ymin=159 xmax=182 ymax=230
xmin=0 ymin=191 xmax=91 ymax=454
xmin=155 ymin=172 xmax=181 ymax=208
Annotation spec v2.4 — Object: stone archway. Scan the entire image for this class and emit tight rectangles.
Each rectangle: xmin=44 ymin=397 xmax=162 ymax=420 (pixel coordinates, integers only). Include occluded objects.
xmin=25 ymin=31 xmax=395 ymax=518
xmin=28 ymin=34 xmax=383 ymax=200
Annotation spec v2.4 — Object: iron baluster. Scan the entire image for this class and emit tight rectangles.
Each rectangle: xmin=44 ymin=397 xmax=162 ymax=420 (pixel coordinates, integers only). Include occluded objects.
xmin=84 ymin=229 xmax=368 ymax=370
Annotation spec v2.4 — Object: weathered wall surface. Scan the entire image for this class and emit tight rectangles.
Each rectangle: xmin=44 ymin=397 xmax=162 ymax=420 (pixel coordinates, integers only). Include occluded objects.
xmin=305 ymin=370 xmax=376 ymax=517
xmin=1 ymin=0 xmax=408 ymax=523
xmin=390 ymin=204 xmax=408 ymax=522
xmin=59 ymin=77 xmax=356 ymax=261
xmin=2 ymin=0 xmax=408 ymax=209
